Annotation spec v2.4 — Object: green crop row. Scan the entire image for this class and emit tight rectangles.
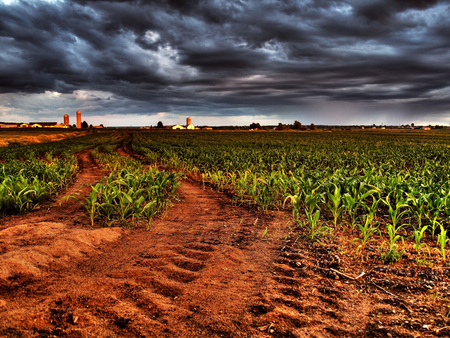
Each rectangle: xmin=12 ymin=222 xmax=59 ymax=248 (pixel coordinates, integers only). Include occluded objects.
xmin=69 ymin=143 xmax=181 ymax=228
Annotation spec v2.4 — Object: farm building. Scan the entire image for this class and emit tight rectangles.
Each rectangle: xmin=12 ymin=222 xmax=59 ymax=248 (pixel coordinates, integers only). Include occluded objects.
xmin=29 ymin=122 xmax=58 ymax=128
xmin=172 ymin=117 xmax=195 ymax=130
xmin=186 ymin=117 xmax=195 ymax=129
xmin=0 ymin=123 xmax=18 ymax=128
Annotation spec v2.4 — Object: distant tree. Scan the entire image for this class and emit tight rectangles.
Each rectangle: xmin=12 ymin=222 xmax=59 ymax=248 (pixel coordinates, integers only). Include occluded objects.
xmin=310 ymin=123 xmax=316 ymax=130
xmin=81 ymin=121 xmax=88 ymax=128
xmin=157 ymin=121 xmax=164 ymax=128
xmin=250 ymin=122 xmax=261 ymax=129
xmin=293 ymin=120 xmax=302 ymax=129
xmin=89 ymin=124 xmax=93 ymax=128
xmin=277 ymin=123 xmax=289 ymax=130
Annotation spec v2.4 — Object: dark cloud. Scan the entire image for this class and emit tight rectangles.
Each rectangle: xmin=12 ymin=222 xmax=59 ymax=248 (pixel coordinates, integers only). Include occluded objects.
xmin=180 ymin=47 xmax=268 ymax=71
xmin=354 ymin=0 xmax=439 ymax=23
xmin=0 ymin=0 xmax=449 ymax=125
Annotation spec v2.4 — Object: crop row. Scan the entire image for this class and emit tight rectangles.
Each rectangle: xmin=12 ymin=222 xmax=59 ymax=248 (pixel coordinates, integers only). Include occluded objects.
xmin=68 ymin=143 xmax=181 ymax=228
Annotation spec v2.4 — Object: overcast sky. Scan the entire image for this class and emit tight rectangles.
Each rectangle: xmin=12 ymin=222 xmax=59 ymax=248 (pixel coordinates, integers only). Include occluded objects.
xmin=1 ymin=0 xmax=449 ymax=127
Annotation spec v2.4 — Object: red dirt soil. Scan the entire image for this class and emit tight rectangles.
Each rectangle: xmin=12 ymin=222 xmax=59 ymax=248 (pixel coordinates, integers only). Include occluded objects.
xmin=0 ymin=150 xmax=449 ymax=337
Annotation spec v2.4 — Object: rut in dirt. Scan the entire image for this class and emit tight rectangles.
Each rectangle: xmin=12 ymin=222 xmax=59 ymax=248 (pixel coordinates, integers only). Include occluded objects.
xmin=66 ymin=179 xmax=287 ymax=337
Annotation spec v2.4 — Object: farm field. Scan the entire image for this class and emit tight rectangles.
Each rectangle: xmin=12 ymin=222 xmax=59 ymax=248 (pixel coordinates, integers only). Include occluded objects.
xmin=0 ymin=128 xmax=90 ymax=148
xmin=0 ymin=129 xmax=449 ymax=337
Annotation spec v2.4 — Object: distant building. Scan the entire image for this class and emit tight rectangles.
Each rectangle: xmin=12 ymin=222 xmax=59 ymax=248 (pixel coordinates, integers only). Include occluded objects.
xmin=0 ymin=123 xmax=18 ymax=128
xmin=76 ymin=111 xmax=81 ymax=129
xmin=29 ymin=122 xmax=58 ymax=127
xmin=172 ymin=124 xmax=185 ymax=129
xmin=186 ymin=117 xmax=195 ymax=129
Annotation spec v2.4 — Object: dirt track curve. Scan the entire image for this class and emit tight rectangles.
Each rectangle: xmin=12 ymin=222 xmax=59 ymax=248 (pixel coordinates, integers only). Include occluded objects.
xmin=1 ymin=150 xmax=449 ymax=337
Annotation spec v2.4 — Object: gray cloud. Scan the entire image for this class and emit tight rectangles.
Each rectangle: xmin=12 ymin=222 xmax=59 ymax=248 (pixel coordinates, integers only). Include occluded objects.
xmin=0 ymin=0 xmax=449 ymax=125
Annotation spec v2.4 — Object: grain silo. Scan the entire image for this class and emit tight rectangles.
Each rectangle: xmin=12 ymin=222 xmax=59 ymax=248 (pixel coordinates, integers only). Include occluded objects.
xmin=76 ymin=111 xmax=81 ymax=128
xmin=186 ymin=117 xmax=192 ymax=126
xmin=63 ymin=114 xmax=69 ymax=126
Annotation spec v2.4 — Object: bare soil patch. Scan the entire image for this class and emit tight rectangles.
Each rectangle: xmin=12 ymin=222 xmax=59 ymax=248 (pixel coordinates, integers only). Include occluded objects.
xmin=0 ymin=150 xmax=449 ymax=337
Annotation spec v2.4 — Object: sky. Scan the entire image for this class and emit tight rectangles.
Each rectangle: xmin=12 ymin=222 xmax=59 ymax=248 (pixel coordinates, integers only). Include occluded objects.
xmin=0 ymin=0 xmax=449 ymax=127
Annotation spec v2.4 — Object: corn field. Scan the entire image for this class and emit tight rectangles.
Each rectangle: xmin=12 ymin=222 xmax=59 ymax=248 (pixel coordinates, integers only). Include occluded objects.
xmin=2 ymin=129 xmax=449 ymax=264
xmin=0 ymin=132 xmax=114 ymax=215
xmin=130 ymin=129 xmax=450 ymax=263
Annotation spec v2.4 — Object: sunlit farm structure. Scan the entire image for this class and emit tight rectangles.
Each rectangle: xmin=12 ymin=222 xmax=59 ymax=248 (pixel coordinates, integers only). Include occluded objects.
xmin=76 ymin=111 xmax=82 ymax=129
xmin=172 ymin=117 xmax=195 ymax=130
xmin=18 ymin=122 xmax=67 ymax=128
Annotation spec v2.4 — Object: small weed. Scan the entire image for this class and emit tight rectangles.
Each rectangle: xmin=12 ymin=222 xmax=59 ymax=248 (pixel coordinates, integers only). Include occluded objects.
xmin=380 ymin=245 xmax=404 ymax=263
xmin=416 ymin=257 xmax=433 ymax=267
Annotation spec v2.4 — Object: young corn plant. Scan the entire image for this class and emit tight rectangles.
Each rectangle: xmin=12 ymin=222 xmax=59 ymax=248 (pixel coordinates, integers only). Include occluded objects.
xmin=142 ymin=200 xmax=158 ymax=230
xmin=435 ymin=224 xmax=449 ymax=262
xmin=382 ymin=194 xmax=410 ymax=230
xmin=342 ymin=193 xmax=359 ymax=229
xmin=424 ymin=193 xmax=445 ymax=238
xmin=406 ymin=192 xmax=430 ymax=229
xmin=413 ymin=225 xmax=430 ymax=255
xmin=66 ymin=182 xmax=103 ymax=227
xmin=380 ymin=224 xmax=405 ymax=263
xmin=351 ymin=212 xmax=380 ymax=254
xmin=253 ymin=176 xmax=278 ymax=213
xmin=326 ymin=183 xmax=343 ymax=228
xmin=342 ymin=182 xmax=380 ymax=229
xmin=303 ymin=209 xmax=329 ymax=242
xmin=283 ymin=191 xmax=303 ymax=222
xmin=304 ymin=188 xmax=324 ymax=215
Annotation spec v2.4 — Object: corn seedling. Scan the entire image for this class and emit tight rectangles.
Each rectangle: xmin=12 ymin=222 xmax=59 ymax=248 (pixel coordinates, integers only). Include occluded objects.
xmin=304 ymin=209 xmax=329 ymax=242
xmin=351 ymin=213 xmax=380 ymax=253
xmin=380 ymin=224 xmax=405 ymax=263
xmin=283 ymin=192 xmax=303 ymax=222
xmin=435 ymin=224 xmax=449 ymax=261
xmin=326 ymin=183 xmax=343 ymax=228
xmin=413 ymin=225 xmax=430 ymax=255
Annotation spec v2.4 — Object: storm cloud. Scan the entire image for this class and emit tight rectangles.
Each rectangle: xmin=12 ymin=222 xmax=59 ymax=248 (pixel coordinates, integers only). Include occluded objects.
xmin=0 ymin=0 xmax=449 ymax=126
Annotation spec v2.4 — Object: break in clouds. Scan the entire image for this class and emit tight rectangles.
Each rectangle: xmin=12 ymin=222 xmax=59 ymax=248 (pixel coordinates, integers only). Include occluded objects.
xmin=0 ymin=0 xmax=449 ymax=126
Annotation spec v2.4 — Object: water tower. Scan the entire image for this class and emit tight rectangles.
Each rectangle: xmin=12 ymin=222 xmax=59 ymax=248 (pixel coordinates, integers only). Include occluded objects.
xmin=63 ymin=114 xmax=69 ymax=126
xmin=76 ymin=111 xmax=81 ymax=128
